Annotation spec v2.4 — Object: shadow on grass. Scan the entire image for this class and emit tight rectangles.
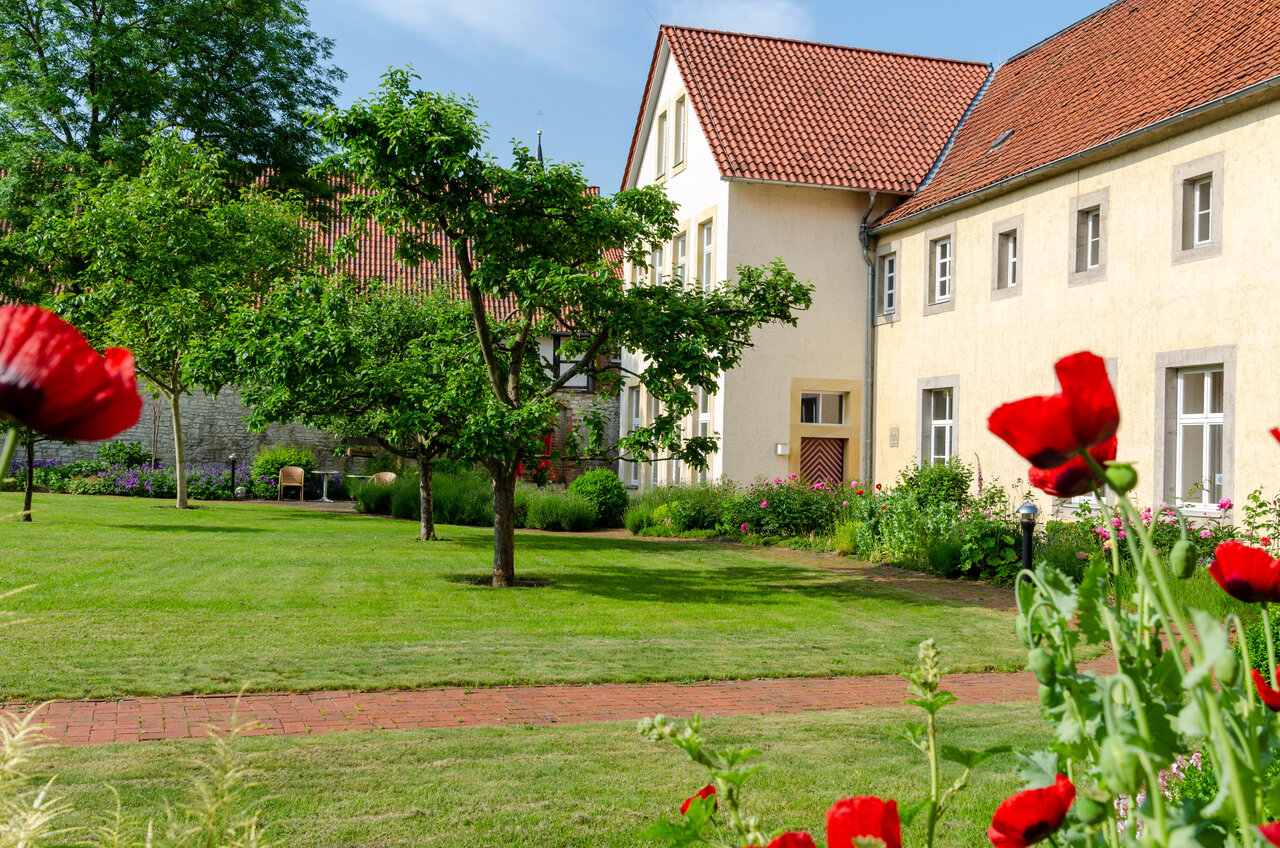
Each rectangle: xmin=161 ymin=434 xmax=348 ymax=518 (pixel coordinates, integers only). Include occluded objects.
xmin=110 ymin=523 xmax=268 ymax=533
xmin=445 ymin=559 xmax=968 ymax=610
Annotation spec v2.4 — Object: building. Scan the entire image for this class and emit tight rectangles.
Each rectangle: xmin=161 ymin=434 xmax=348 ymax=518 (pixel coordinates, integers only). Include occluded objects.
xmin=619 ymin=0 xmax=1280 ymax=516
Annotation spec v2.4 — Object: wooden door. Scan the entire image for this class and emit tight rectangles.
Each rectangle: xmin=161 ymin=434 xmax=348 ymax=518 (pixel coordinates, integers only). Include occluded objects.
xmin=800 ymin=437 xmax=845 ymax=484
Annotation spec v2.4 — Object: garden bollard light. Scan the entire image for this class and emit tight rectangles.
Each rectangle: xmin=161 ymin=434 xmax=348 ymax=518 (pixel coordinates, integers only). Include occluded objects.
xmin=228 ymin=453 xmax=237 ymax=494
xmin=1017 ymin=503 xmax=1039 ymax=574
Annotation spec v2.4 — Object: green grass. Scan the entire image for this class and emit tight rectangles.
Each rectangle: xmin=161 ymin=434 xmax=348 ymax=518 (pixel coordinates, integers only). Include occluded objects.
xmin=0 ymin=494 xmax=1031 ymax=700
xmin=39 ymin=704 xmax=1049 ymax=848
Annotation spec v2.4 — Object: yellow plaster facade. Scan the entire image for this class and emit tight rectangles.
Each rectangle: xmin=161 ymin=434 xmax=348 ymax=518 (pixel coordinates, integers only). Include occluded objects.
xmin=871 ymin=96 xmax=1280 ymax=514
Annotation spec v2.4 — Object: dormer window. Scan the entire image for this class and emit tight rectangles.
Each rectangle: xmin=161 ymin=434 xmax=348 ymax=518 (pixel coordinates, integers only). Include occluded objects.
xmin=990 ymin=129 xmax=1015 ymax=151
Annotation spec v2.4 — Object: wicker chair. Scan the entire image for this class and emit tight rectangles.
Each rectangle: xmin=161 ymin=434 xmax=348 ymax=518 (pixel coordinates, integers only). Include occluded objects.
xmin=370 ymin=471 xmax=397 ymax=486
xmin=277 ymin=466 xmax=305 ymax=501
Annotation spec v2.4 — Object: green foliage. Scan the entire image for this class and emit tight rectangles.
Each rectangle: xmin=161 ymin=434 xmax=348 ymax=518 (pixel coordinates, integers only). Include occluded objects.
xmin=250 ymin=445 xmax=316 ymax=480
xmin=898 ymin=459 xmax=974 ymax=511
xmin=831 ymin=521 xmax=860 ymax=556
xmin=724 ymin=476 xmax=849 ymax=538
xmin=432 ymin=470 xmax=494 ymax=526
xmin=96 ymin=440 xmax=154 ymax=469
xmin=524 ymin=489 xmax=597 ymax=532
xmin=569 ymin=469 xmax=629 ymax=528
xmin=355 ymin=469 xmax=496 ymax=528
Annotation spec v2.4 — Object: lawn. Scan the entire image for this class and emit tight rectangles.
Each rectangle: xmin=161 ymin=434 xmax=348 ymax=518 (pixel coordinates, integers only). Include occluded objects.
xmin=39 ymin=703 xmax=1049 ymax=848
xmin=0 ymin=495 xmax=1030 ymax=700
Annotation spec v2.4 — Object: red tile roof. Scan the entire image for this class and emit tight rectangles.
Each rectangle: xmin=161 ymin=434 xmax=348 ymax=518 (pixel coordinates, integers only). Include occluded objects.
xmin=310 ymin=184 xmax=616 ymax=321
xmin=623 ymin=26 xmax=990 ymax=194
xmin=879 ymin=0 xmax=1280 ymax=228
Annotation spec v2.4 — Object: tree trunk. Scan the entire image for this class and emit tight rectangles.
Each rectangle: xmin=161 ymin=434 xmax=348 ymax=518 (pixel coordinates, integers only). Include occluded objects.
xmin=417 ymin=454 xmax=437 ymax=541
xmin=169 ymin=392 xmax=190 ymax=509
xmin=22 ymin=440 xmax=33 ymax=522
xmin=490 ymin=463 xmax=518 ymax=587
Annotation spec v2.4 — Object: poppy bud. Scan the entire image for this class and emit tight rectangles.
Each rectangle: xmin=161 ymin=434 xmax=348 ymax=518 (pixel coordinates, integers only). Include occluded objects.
xmin=1099 ymin=740 xmax=1141 ymax=795
xmin=1170 ymin=540 xmax=1196 ymax=579
xmin=1103 ymin=462 xmax=1137 ymax=494
xmin=1216 ymin=650 xmax=1241 ymax=687
xmin=1028 ymin=649 xmax=1055 ymax=686
xmin=1073 ymin=790 xmax=1111 ymax=827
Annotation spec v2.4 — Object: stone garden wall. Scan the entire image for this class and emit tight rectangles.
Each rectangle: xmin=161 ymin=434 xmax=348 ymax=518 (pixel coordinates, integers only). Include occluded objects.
xmin=32 ymin=384 xmax=623 ymax=480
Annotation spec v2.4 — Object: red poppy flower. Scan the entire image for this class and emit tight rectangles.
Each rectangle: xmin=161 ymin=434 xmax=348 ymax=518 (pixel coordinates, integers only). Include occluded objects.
xmin=1271 ymin=428 xmax=1280 ymax=446
xmin=988 ymin=774 xmax=1075 ymax=848
xmin=988 ymin=352 xmax=1118 ymax=470
xmin=1027 ymin=437 xmax=1117 ymax=498
xmin=0 ymin=305 xmax=141 ymax=441
xmin=1253 ymin=668 xmax=1280 ymax=710
xmin=766 ymin=833 xmax=816 ymax=848
xmin=680 ymin=784 xmax=716 ymax=815
xmin=1209 ymin=542 xmax=1280 ymax=604
xmin=827 ymin=796 xmax=901 ymax=848
xmin=1260 ymin=822 xmax=1280 ymax=846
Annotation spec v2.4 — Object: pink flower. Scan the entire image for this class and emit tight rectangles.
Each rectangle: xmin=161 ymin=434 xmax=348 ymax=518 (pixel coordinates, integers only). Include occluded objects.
xmin=842 ymin=500 xmax=849 ymax=506
xmin=740 ymin=523 xmax=748 ymax=532
xmin=760 ymin=500 xmax=769 ymax=508
xmin=1077 ymin=552 xmax=1089 ymax=560
xmin=1112 ymin=517 xmax=1123 ymax=529
xmin=788 ymin=473 xmax=797 ymax=480
xmin=1200 ymin=528 xmax=1214 ymax=539
xmin=1220 ymin=498 xmax=1234 ymax=511
xmin=773 ymin=477 xmax=782 ymax=484
xmin=1117 ymin=530 xmax=1126 ymax=540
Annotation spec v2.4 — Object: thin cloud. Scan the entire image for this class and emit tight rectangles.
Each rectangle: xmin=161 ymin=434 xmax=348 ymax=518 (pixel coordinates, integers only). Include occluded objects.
xmin=353 ymin=0 xmax=625 ymax=79
xmin=655 ymin=0 xmax=815 ymax=39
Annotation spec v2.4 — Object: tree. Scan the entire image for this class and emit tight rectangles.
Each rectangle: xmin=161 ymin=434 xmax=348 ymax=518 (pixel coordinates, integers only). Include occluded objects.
xmin=0 ymin=0 xmax=343 ymax=304
xmin=0 ymin=0 xmax=342 ymax=177
xmin=45 ymin=130 xmax=313 ymax=508
xmin=314 ymin=70 xmax=814 ymax=587
xmin=237 ymin=278 xmax=534 ymax=541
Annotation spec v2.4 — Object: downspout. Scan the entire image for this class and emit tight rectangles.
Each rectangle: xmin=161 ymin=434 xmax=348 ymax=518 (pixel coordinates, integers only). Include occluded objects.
xmin=858 ymin=192 xmax=877 ymax=485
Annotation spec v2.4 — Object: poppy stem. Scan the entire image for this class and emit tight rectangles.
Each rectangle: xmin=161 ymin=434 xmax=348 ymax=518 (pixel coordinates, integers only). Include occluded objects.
xmin=1264 ymin=603 xmax=1277 ymax=689
xmin=0 ymin=428 xmax=16 ymax=490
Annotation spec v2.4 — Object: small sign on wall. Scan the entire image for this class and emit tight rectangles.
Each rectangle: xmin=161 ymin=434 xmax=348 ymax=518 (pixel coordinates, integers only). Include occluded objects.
xmin=889 ymin=427 xmax=899 ymax=448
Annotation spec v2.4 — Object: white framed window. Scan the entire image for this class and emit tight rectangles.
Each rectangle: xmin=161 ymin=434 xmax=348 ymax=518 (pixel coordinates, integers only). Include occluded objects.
xmin=997 ymin=231 xmax=1018 ymax=289
xmin=1192 ymin=177 xmax=1212 ymax=247
xmin=697 ymin=422 xmax=710 ymax=484
xmin=880 ymin=253 xmax=897 ymax=314
xmin=926 ymin=388 xmax=954 ymax=466
xmin=650 ymin=245 xmax=665 ymax=285
xmin=697 ymin=388 xmax=712 ymax=484
xmin=1076 ymin=207 xmax=1101 ymax=271
xmin=931 ymin=236 xmax=952 ymax=303
xmin=627 ymin=387 xmax=641 ymax=486
xmin=699 ymin=220 xmax=714 ymax=293
xmin=800 ymin=392 xmax=846 ymax=425
xmin=655 ymin=111 xmax=667 ymax=178
xmin=674 ymin=95 xmax=687 ymax=166
xmin=673 ymin=233 xmax=688 ymax=285
xmin=649 ymin=394 xmax=661 ymax=486
xmin=1175 ymin=367 xmax=1225 ymax=508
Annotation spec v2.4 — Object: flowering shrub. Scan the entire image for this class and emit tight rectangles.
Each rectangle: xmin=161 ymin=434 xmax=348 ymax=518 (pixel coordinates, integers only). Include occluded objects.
xmin=723 ymin=474 xmax=852 ymax=537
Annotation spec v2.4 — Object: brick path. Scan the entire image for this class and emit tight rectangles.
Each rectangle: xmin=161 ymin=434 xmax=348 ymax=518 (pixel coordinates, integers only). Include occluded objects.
xmin=3 ymin=654 xmax=1114 ymax=746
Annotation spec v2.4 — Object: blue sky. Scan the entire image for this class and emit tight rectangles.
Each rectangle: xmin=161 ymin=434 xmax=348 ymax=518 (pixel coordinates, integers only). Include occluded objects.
xmin=307 ymin=0 xmax=1107 ymax=190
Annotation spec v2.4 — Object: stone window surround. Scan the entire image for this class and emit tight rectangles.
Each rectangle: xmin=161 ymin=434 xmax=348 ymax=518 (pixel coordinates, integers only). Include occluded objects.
xmin=1171 ymin=152 xmax=1224 ymax=265
xmin=923 ymin=222 xmax=957 ymax=316
xmin=874 ymin=238 xmax=901 ymax=326
xmin=916 ymin=374 xmax=959 ymax=466
xmin=1152 ymin=345 xmax=1235 ymax=512
xmin=991 ymin=213 xmax=1024 ymax=301
xmin=1067 ymin=186 xmax=1110 ymax=287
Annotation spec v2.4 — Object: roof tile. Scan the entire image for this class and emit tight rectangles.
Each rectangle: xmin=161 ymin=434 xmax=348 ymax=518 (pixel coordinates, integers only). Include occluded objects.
xmin=880 ymin=0 xmax=1280 ymax=226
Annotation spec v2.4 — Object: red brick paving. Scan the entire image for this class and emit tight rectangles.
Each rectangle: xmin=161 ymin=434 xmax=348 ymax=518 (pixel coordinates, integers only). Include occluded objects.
xmin=2 ymin=654 xmax=1114 ymax=746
